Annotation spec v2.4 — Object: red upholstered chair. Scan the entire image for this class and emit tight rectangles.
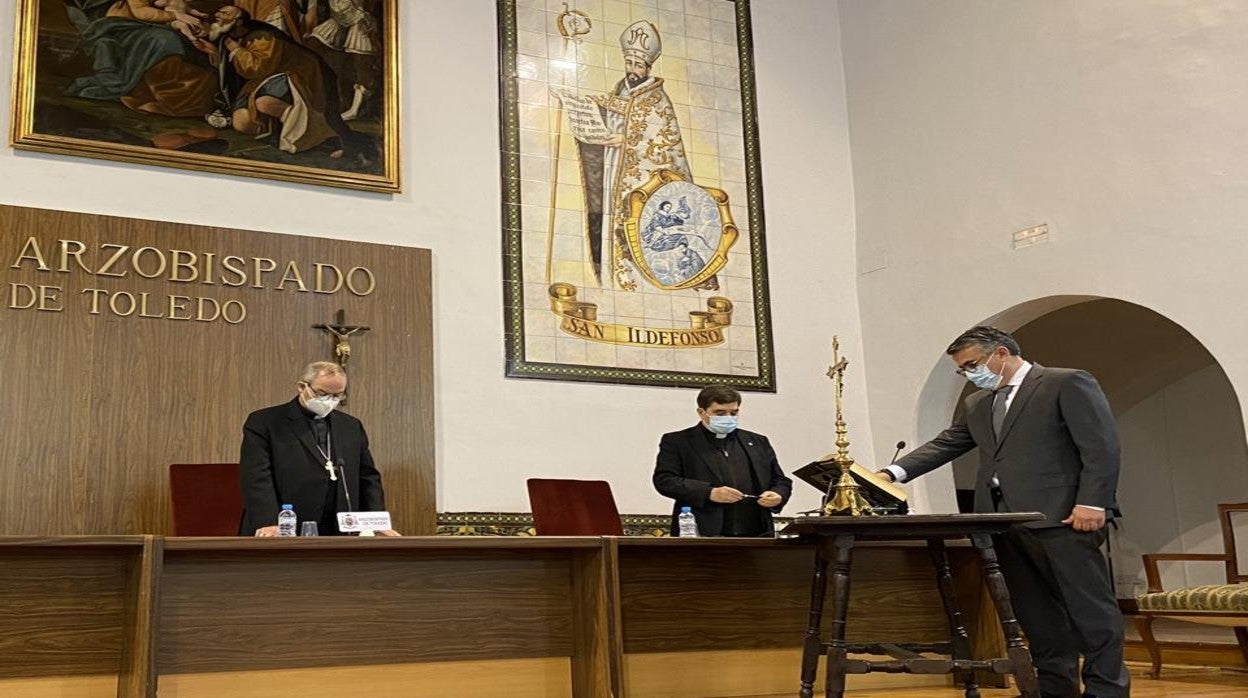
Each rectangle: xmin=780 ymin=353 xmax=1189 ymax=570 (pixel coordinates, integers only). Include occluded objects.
xmin=526 ymin=478 xmax=625 ymax=536
xmin=169 ymin=463 xmax=243 ymax=536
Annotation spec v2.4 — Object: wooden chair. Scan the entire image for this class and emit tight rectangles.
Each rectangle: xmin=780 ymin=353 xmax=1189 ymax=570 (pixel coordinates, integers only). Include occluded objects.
xmin=1134 ymin=502 xmax=1248 ymax=678
xmin=169 ymin=463 xmax=243 ymax=536
xmin=526 ymin=478 xmax=625 ymax=536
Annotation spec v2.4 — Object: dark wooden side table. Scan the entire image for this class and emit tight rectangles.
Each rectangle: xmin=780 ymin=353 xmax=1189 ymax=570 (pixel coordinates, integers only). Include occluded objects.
xmin=781 ymin=513 xmax=1045 ymax=698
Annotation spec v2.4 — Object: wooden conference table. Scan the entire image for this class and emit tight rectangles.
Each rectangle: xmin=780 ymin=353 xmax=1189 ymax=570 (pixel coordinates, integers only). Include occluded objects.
xmin=0 ymin=535 xmax=1008 ymax=698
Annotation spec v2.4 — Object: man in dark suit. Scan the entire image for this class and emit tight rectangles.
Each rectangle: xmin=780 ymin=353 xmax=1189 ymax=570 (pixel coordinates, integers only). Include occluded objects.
xmin=877 ymin=327 xmax=1126 ymax=698
xmin=653 ymin=384 xmax=793 ymax=537
xmin=239 ymin=361 xmax=397 ymax=536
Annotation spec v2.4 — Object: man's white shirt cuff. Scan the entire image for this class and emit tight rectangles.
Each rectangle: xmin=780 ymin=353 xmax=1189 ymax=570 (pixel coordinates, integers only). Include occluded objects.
xmin=884 ymin=464 xmax=908 ymax=483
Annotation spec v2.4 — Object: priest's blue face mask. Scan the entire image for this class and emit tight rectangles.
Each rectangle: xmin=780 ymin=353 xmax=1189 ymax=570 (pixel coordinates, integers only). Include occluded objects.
xmin=707 ymin=415 xmax=739 ymax=434
xmin=960 ymin=349 xmax=1005 ymax=391
xmin=699 ymin=401 xmax=741 ymax=435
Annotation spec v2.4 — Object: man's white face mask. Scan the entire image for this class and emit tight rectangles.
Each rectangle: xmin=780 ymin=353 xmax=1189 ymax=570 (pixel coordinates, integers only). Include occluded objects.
xmin=304 ymin=395 xmax=340 ymax=418
xmin=301 ymin=384 xmax=341 ymax=418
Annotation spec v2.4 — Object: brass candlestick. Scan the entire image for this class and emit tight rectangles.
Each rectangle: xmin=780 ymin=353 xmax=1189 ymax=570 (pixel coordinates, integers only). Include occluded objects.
xmin=823 ymin=336 xmax=874 ymax=517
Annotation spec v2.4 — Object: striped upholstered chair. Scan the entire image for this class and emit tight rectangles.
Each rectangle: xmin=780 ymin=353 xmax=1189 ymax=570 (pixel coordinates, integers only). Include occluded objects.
xmin=1134 ymin=502 xmax=1248 ymax=678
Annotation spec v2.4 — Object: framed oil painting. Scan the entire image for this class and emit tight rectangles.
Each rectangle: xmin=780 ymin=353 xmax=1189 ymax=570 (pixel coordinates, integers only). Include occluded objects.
xmin=500 ymin=0 xmax=776 ymax=391
xmin=10 ymin=0 xmax=399 ymax=192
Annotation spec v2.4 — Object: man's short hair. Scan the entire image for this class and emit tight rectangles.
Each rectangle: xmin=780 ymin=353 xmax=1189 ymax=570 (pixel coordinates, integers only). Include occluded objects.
xmin=300 ymin=361 xmax=345 ymax=384
xmin=697 ymin=384 xmax=741 ymax=409
xmin=946 ymin=326 xmax=1021 ymax=356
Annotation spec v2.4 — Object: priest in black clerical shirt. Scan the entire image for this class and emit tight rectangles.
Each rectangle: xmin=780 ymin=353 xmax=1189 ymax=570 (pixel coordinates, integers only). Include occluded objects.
xmin=238 ymin=361 xmax=398 ymax=537
xmin=653 ymin=384 xmax=793 ymax=537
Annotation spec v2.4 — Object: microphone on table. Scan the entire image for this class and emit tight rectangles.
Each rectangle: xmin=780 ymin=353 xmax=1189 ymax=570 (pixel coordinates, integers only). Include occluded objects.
xmin=890 ymin=440 xmax=906 ymax=465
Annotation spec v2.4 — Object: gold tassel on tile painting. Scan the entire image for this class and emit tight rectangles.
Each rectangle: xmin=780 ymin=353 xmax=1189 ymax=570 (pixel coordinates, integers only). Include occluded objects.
xmin=822 ymin=336 xmax=874 ymax=517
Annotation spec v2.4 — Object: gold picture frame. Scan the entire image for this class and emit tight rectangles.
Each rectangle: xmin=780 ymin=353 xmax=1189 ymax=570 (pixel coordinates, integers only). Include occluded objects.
xmin=10 ymin=0 xmax=400 ymax=192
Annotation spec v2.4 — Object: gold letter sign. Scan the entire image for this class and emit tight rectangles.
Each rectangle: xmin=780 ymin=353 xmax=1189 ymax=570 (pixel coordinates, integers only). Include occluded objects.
xmin=6 ymin=235 xmax=376 ymax=324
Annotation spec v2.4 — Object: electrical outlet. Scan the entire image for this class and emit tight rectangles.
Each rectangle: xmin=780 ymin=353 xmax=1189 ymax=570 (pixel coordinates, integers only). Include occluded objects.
xmin=1012 ymin=224 xmax=1049 ymax=249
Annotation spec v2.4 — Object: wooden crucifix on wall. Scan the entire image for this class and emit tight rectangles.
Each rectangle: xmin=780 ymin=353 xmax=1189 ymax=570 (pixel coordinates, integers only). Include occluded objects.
xmin=314 ymin=309 xmax=371 ymax=367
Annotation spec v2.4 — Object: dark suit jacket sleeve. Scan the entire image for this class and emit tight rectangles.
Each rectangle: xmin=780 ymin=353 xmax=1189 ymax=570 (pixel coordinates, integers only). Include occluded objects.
xmin=760 ymin=435 xmax=793 ymax=510
xmin=357 ymin=425 xmax=386 ymax=512
xmin=892 ymin=408 xmax=977 ymax=482
xmin=652 ymin=433 xmax=713 ymax=507
xmin=1059 ymin=370 xmax=1121 ymax=509
xmin=239 ymin=412 xmax=280 ymax=531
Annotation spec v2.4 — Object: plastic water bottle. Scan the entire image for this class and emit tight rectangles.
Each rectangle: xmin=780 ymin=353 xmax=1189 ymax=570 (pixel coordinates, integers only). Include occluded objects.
xmin=277 ymin=504 xmax=297 ymax=537
xmin=677 ymin=506 xmax=699 ymax=538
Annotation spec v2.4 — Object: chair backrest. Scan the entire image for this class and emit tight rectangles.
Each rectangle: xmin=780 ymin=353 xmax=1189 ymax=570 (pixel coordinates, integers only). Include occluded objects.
xmin=170 ymin=463 xmax=243 ymax=536
xmin=1218 ymin=502 xmax=1248 ymax=583
xmin=526 ymin=478 xmax=624 ymax=536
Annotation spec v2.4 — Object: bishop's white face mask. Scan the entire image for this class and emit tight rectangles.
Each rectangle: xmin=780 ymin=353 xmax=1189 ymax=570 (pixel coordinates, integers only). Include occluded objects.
xmin=302 ymin=385 xmax=341 ymax=417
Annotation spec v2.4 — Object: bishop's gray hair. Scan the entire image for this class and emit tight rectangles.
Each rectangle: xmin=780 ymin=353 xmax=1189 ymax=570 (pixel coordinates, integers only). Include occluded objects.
xmin=299 ymin=361 xmax=345 ymax=384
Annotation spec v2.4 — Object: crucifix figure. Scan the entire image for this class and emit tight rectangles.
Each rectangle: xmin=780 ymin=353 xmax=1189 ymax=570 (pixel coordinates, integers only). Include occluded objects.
xmin=313 ymin=309 xmax=371 ymax=367
xmin=827 ymin=356 xmax=849 ymax=402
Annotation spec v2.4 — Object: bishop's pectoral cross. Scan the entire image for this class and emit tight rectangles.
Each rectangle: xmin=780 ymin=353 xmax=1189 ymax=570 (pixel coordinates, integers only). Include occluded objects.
xmin=313 ymin=309 xmax=371 ymax=367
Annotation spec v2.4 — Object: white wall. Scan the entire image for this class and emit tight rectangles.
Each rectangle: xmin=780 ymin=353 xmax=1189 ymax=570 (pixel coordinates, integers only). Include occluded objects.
xmin=0 ymin=0 xmax=871 ymax=515
xmin=839 ymin=0 xmax=1248 ymax=510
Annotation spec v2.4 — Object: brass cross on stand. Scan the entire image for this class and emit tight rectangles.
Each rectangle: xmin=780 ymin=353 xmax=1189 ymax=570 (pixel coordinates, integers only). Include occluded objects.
xmin=313 ymin=309 xmax=371 ymax=367
xmin=823 ymin=336 xmax=874 ymax=517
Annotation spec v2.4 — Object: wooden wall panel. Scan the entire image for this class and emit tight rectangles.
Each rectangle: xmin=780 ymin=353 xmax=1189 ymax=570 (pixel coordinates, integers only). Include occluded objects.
xmin=617 ymin=543 xmax=950 ymax=653
xmin=0 ymin=204 xmax=435 ymax=535
xmin=157 ymin=549 xmax=577 ymax=673
xmin=1 ymin=536 xmax=1008 ymax=697
xmin=1 ymin=212 xmax=95 ymax=533
xmin=0 ymin=547 xmax=134 ymax=677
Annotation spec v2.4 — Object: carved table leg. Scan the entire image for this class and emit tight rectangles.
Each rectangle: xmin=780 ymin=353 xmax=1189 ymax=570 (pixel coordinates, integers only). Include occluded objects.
xmin=928 ymin=538 xmax=980 ymax=698
xmin=823 ymin=534 xmax=856 ymax=698
xmin=799 ymin=541 xmax=831 ymax=698
xmin=971 ymin=532 xmax=1040 ymax=698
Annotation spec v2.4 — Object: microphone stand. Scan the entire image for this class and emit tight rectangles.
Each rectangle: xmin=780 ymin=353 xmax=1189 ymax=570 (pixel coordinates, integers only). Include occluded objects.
xmin=336 ymin=459 xmax=354 ymax=512
xmin=335 ymin=459 xmax=362 ymax=535
xmin=890 ymin=440 xmax=906 ymax=465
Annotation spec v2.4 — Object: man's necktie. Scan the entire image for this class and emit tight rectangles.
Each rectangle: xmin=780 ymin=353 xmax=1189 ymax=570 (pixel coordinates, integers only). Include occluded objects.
xmin=992 ymin=384 xmax=1015 ymax=436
